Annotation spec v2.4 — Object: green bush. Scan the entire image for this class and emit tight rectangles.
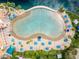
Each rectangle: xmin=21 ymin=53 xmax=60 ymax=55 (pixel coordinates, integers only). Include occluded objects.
xmin=6 ymin=2 xmax=15 ymax=8
xmin=62 ymin=46 xmax=77 ymax=59
xmin=12 ymin=50 xmax=58 ymax=59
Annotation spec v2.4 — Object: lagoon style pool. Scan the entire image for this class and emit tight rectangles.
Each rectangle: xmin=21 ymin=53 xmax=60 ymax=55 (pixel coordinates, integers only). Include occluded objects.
xmin=12 ymin=6 xmax=65 ymax=40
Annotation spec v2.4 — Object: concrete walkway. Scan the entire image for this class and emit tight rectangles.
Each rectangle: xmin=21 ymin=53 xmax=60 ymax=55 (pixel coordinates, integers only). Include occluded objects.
xmin=76 ymin=48 xmax=79 ymax=59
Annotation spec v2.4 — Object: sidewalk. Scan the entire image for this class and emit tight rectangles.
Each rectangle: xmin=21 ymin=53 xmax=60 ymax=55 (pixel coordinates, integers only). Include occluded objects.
xmin=76 ymin=48 xmax=79 ymax=59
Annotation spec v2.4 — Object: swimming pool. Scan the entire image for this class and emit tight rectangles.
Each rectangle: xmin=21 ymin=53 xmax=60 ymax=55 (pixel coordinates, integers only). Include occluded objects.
xmin=12 ymin=6 xmax=65 ymax=40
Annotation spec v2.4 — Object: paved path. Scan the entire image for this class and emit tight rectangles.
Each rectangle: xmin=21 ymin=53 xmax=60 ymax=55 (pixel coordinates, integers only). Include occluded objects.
xmin=76 ymin=48 xmax=79 ymax=59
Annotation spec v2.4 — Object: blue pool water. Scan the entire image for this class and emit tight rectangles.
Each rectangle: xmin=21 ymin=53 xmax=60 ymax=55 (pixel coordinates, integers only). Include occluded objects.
xmin=6 ymin=45 xmax=15 ymax=55
xmin=13 ymin=8 xmax=64 ymax=39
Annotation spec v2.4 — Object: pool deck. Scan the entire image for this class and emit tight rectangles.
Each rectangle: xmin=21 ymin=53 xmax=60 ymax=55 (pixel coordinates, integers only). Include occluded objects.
xmin=11 ymin=32 xmax=65 ymax=41
xmin=0 ymin=6 xmax=74 ymax=57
